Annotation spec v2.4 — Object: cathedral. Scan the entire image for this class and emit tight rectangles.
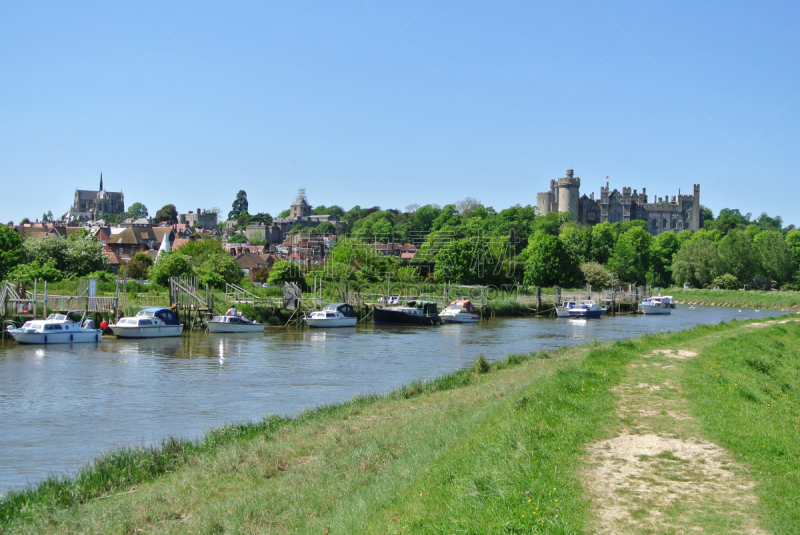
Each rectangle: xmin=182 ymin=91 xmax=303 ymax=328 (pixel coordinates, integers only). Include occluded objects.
xmin=536 ymin=169 xmax=701 ymax=235
xmin=65 ymin=173 xmax=125 ymax=223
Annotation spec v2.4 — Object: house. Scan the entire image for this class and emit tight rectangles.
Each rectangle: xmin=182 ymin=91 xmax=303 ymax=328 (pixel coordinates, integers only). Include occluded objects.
xmin=103 ymin=251 xmax=122 ymax=274
xmin=374 ymin=242 xmax=417 ymax=257
xmin=235 ymin=251 xmax=277 ymax=282
xmin=107 ymin=227 xmax=175 ymax=258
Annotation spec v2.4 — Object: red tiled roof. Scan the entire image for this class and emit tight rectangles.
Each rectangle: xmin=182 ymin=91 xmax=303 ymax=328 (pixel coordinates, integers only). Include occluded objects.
xmin=103 ymin=251 xmax=121 ymax=265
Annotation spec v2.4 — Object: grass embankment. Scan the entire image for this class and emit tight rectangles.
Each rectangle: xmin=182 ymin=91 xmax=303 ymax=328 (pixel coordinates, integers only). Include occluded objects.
xmin=2 ymin=319 xmax=798 ymax=533
xmin=669 ymin=288 xmax=800 ymax=311
xmin=684 ymin=319 xmax=800 ymax=534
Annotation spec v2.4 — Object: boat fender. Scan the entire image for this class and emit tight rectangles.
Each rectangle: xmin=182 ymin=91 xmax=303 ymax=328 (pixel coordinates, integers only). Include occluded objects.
xmin=70 ymin=334 xmax=73 ymax=342
xmin=44 ymin=335 xmax=47 ymax=344
xmin=95 ymin=334 xmax=98 ymax=342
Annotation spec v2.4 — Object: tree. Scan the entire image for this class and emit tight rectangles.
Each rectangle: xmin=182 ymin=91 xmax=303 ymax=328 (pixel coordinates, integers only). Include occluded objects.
xmin=248 ymin=230 xmax=267 ymax=246
xmin=0 ymin=227 xmax=26 ymax=280
xmin=711 ymin=274 xmax=739 ymax=290
xmin=277 ymin=209 xmax=291 ymax=218
xmin=228 ymin=190 xmax=249 ymax=220
xmin=24 ymin=236 xmax=69 ymax=271
xmin=228 ymin=234 xmax=247 ymax=244
xmin=700 ymin=205 xmax=714 ymax=222
xmin=648 ymin=232 xmax=681 ymax=287
xmin=196 ymin=252 xmax=242 ymax=289
xmin=315 ymin=221 xmax=337 ymax=235
xmin=755 ymin=230 xmax=794 ymax=286
xmin=149 ymin=252 xmax=194 ymax=286
xmin=607 ymin=227 xmax=652 ymax=285
xmin=126 ymin=202 xmax=149 ymax=220
xmin=455 ymin=197 xmax=483 ymax=215
xmin=267 ymin=260 xmax=306 ymax=289
xmin=671 ymin=239 xmax=723 ymax=288
xmin=581 ymin=262 xmax=611 ymax=289
xmin=65 ymin=237 xmax=110 ymax=276
xmin=125 ymin=252 xmax=154 ymax=280
xmin=8 ymin=259 xmax=63 ymax=283
xmin=20 ymin=217 xmax=30 ymax=224
xmin=590 ymin=222 xmax=616 ymax=264
xmin=718 ymin=229 xmax=758 ymax=284
xmin=155 ymin=204 xmax=178 ymax=223
xmin=41 ymin=211 xmax=54 ymax=223
xmin=522 ymin=233 xmax=576 ymax=287
xmin=250 ymin=212 xmax=272 ymax=226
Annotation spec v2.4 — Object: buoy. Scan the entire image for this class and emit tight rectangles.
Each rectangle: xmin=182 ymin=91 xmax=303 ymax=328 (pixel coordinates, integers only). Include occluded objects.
xmin=100 ymin=320 xmax=108 ymax=330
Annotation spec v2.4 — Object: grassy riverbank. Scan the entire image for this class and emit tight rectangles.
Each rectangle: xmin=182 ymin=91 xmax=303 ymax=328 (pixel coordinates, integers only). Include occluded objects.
xmin=2 ymin=318 xmax=798 ymax=533
xmin=669 ymin=288 xmax=800 ymax=311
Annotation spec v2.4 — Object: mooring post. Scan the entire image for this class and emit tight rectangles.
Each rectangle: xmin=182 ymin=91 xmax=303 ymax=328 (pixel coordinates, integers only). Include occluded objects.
xmin=43 ymin=281 xmax=47 ymax=318
xmin=33 ymin=279 xmax=38 ymax=319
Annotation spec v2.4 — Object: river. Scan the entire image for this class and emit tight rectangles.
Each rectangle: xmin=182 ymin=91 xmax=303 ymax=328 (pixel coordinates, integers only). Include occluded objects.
xmin=0 ymin=306 xmax=785 ymax=492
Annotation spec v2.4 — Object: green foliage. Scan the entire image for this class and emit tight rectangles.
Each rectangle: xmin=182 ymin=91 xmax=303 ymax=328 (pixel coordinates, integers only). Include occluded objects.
xmin=267 ymin=260 xmax=306 ymax=289
xmin=125 ymin=253 xmax=154 ymax=280
xmin=7 ymin=259 xmax=63 ymax=283
xmin=392 ymin=265 xmax=421 ymax=283
xmin=671 ymin=239 xmax=723 ymax=288
xmin=126 ymin=202 xmax=148 ymax=219
xmin=711 ymin=273 xmax=739 ymax=290
xmin=65 ymin=237 xmax=110 ymax=276
xmin=228 ymin=190 xmax=249 ymax=220
xmin=522 ymin=232 xmax=576 ymax=287
xmin=277 ymin=209 xmax=290 ymax=218
xmin=607 ymin=227 xmax=651 ymax=284
xmin=755 ymin=230 xmax=795 ymax=286
xmin=648 ymin=231 xmax=681 ymax=287
xmin=149 ymin=252 xmax=194 ymax=286
xmin=434 ymin=236 xmax=513 ymax=285
xmin=472 ymin=355 xmax=490 ymax=374
xmin=196 ymin=253 xmax=242 ymax=289
xmin=155 ymin=204 xmax=178 ymax=223
xmin=718 ymin=229 xmax=759 ymax=284
xmin=580 ymin=261 xmax=611 ymax=289
xmin=228 ymin=234 xmax=247 ymax=244
xmin=314 ymin=221 xmax=337 ymax=235
xmin=0 ymin=226 xmax=26 ymax=280
xmin=248 ymin=230 xmax=267 ymax=245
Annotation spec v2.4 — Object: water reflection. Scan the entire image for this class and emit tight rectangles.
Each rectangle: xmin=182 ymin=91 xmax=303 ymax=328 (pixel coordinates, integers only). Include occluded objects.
xmin=0 ymin=306 xmax=788 ymax=491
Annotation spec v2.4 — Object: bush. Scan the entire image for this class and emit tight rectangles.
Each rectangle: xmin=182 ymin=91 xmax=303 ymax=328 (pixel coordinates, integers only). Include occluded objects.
xmin=711 ymin=273 xmax=740 ymax=290
xmin=472 ymin=355 xmax=490 ymax=374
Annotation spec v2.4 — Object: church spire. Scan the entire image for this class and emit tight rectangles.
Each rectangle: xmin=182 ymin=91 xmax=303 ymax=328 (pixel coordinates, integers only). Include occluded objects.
xmin=99 ymin=173 xmax=103 ymax=191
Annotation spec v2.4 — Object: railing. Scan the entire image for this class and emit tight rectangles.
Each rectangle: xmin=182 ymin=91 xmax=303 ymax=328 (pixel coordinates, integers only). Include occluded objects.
xmin=134 ymin=295 xmax=170 ymax=308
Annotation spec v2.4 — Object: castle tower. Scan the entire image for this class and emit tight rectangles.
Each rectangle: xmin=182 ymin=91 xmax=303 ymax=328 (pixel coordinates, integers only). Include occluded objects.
xmin=691 ymin=184 xmax=701 ymax=230
xmin=290 ymin=188 xmax=312 ymax=218
xmin=557 ymin=169 xmax=580 ymax=222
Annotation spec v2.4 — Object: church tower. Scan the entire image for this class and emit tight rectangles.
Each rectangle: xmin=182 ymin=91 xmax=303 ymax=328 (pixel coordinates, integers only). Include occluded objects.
xmin=99 ymin=173 xmax=103 ymax=191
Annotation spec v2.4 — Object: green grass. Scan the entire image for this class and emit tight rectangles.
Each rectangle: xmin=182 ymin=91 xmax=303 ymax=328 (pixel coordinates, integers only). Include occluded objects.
xmin=669 ymin=287 xmax=800 ymax=310
xmin=684 ymin=321 xmax=800 ymax=534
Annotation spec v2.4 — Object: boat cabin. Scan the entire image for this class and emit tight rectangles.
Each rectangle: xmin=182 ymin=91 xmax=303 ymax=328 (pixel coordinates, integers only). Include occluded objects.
xmin=211 ymin=315 xmax=257 ymax=325
xmin=118 ymin=308 xmax=181 ymax=326
xmin=320 ymin=303 xmax=356 ymax=317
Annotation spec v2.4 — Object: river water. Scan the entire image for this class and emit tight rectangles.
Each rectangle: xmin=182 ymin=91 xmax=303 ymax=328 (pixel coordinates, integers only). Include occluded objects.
xmin=0 ymin=306 xmax=785 ymax=492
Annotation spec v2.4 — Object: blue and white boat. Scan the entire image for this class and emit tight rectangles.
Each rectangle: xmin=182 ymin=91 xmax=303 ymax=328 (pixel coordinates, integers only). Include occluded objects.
xmin=109 ymin=308 xmax=183 ymax=338
xmin=639 ymin=295 xmax=673 ymax=315
xmin=566 ymin=301 xmax=607 ymax=319
xmin=7 ymin=312 xmax=103 ymax=345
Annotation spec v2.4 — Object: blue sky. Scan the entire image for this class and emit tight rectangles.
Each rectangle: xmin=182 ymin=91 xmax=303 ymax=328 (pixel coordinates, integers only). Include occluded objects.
xmin=1 ymin=1 xmax=798 ymax=225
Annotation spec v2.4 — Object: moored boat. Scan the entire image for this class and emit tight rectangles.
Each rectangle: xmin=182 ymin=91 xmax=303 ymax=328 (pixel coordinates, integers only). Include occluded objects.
xmin=566 ymin=301 xmax=607 ymax=319
xmin=109 ymin=308 xmax=183 ymax=338
xmin=207 ymin=313 xmax=263 ymax=333
xmin=305 ymin=303 xmax=357 ymax=328
xmin=374 ymin=301 xmax=440 ymax=326
xmin=439 ymin=300 xmax=480 ymax=323
xmin=556 ymin=301 xmax=580 ymax=317
xmin=639 ymin=295 xmax=673 ymax=315
xmin=7 ymin=312 xmax=103 ymax=344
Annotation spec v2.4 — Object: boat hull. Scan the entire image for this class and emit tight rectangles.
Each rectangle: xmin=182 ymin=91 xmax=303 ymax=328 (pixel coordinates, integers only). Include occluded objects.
xmin=639 ymin=306 xmax=671 ymax=315
xmin=374 ymin=308 xmax=440 ymax=325
xmin=8 ymin=329 xmax=103 ymax=345
xmin=206 ymin=322 xmax=263 ymax=333
xmin=305 ymin=317 xmax=357 ymax=328
xmin=440 ymin=313 xmax=479 ymax=323
xmin=567 ymin=309 xmax=606 ymax=319
xmin=109 ymin=325 xmax=183 ymax=338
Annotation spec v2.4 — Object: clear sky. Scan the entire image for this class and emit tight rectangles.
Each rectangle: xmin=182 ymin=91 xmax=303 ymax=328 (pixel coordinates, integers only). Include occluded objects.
xmin=1 ymin=1 xmax=798 ymax=226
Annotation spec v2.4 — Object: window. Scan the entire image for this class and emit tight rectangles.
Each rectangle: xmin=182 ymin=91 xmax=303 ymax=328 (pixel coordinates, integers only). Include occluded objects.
xmin=662 ymin=219 xmax=668 ymax=229
xmin=672 ymin=219 xmax=677 ymax=229
xmin=651 ymin=219 xmax=657 ymax=229
xmin=678 ymin=221 xmax=684 ymax=230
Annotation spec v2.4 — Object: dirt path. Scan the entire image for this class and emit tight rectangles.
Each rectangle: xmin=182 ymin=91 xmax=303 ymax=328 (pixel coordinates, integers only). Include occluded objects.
xmin=583 ymin=344 xmax=769 ymax=534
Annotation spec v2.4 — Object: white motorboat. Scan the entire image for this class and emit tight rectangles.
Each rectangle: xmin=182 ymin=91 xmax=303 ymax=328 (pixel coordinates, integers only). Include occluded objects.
xmin=7 ymin=312 xmax=103 ymax=345
xmin=639 ymin=295 xmax=674 ymax=315
xmin=305 ymin=303 xmax=357 ymax=328
xmin=207 ymin=313 xmax=263 ymax=333
xmin=109 ymin=308 xmax=183 ymax=338
xmin=439 ymin=300 xmax=480 ymax=323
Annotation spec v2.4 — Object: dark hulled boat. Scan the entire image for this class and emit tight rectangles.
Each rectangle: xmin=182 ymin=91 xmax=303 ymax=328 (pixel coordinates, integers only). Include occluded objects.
xmin=373 ymin=301 xmax=441 ymax=326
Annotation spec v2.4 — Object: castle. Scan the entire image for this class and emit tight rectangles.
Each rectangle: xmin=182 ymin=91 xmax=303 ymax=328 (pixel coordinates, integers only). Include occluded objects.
xmin=65 ymin=173 xmax=125 ymax=223
xmin=536 ymin=169 xmax=701 ymax=235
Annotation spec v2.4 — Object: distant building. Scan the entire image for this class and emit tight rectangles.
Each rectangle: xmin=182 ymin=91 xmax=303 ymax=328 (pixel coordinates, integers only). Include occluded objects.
xmin=179 ymin=208 xmax=218 ymax=229
xmin=267 ymin=189 xmax=346 ymax=243
xmin=65 ymin=173 xmax=125 ymax=223
xmin=536 ymin=169 xmax=701 ymax=235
